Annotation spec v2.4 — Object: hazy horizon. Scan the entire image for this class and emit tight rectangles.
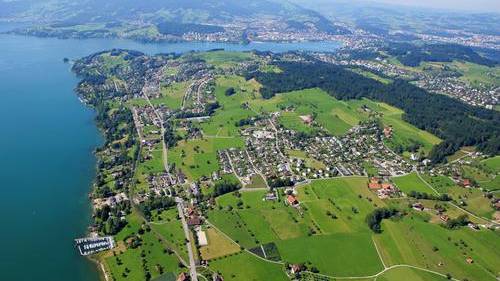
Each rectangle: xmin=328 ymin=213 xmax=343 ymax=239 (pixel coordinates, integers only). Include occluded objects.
xmin=366 ymin=0 xmax=500 ymax=13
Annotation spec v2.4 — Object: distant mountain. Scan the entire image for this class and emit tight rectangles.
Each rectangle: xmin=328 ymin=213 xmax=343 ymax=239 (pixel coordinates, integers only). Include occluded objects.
xmin=0 ymin=0 xmax=350 ymax=36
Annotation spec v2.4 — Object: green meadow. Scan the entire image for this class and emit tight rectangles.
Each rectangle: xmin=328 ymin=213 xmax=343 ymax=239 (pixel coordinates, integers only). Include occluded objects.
xmin=209 ymin=251 xmax=288 ymax=281
xmin=392 ymin=172 xmax=436 ymax=194
xmin=168 ymin=136 xmax=245 ymax=180
xmin=101 ymin=210 xmax=182 ymax=281
xmin=200 ymin=75 xmax=260 ymax=137
xmin=374 ymin=217 xmax=500 ymax=281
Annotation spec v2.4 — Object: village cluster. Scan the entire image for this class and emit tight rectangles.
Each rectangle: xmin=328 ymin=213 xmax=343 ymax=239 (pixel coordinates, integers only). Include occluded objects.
xmin=318 ymin=54 xmax=499 ymax=109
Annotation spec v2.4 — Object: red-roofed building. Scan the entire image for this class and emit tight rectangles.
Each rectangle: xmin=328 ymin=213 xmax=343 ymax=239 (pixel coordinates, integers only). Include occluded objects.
xmin=177 ymin=272 xmax=189 ymax=281
xmin=383 ymin=127 xmax=393 ymax=138
xmin=368 ymin=182 xmax=382 ymax=189
xmin=287 ymin=195 xmax=299 ymax=206
xmin=461 ymin=179 xmax=472 ymax=188
xmin=381 ymin=183 xmax=393 ymax=190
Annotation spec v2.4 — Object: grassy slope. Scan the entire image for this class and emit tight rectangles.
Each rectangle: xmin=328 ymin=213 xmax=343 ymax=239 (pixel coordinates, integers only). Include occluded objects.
xmin=374 ymin=217 xmax=500 ymax=281
xmin=392 ymin=172 xmax=436 ymax=194
xmin=209 ymin=251 xmax=288 ymax=281
xmin=168 ymin=136 xmax=244 ymax=180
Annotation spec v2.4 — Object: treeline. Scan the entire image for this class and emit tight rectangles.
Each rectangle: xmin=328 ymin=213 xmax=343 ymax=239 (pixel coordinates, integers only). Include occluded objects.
xmin=246 ymin=61 xmax=500 ymax=162
xmin=164 ymin=120 xmax=180 ymax=149
xmin=138 ymin=195 xmax=176 ymax=220
xmin=214 ymin=180 xmax=241 ymax=197
xmin=94 ymin=201 xmax=131 ymax=235
xmin=268 ymin=177 xmax=294 ymax=188
xmin=157 ymin=22 xmax=224 ymax=36
xmin=175 ymin=101 xmax=220 ymax=119
xmin=365 ymin=208 xmax=400 ymax=233
xmin=385 ymin=43 xmax=497 ymax=67
xmin=408 ymin=191 xmax=452 ymax=201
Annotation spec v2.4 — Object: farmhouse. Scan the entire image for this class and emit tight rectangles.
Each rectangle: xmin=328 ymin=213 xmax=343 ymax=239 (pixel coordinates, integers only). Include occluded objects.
xmin=176 ymin=272 xmax=189 ymax=281
xmin=440 ymin=215 xmax=450 ymax=222
xmin=290 ymin=264 xmax=302 ymax=274
xmin=188 ymin=216 xmax=203 ymax=226
xmin=412 ymin=202 xmax=424 ymax=211
xmin=287 ymin=195 xmax=299 ymax=206
xmin=299 ymin=115 xmax=313 ymax=125
xmin=460 ymin=178 xmax=472 ymax=188
xmin=383 ymin=126 xmax=393 ymax=138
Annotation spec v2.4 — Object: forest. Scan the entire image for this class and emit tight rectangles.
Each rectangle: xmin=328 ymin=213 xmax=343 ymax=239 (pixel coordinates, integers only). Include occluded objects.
xmin=246 ymin=60 xmax=500 ymax=162
xmin=384 ymin=42 xmax=497 ymax=67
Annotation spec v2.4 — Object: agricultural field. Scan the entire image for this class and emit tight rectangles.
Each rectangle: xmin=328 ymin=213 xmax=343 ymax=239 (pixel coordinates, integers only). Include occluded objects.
xmin=151 ymin=81 xmax=191 ymax=110
xmin=150 ymin=208 xmax=189 ymax=262
xmin=168 ymin=136 xmax=245 ymax=180
xmin=99 ymin=210 xmax=182 ymax=281
xmin=208 ymin=178 xmax=386 ymax=276
xmin=256 ymin=88 xmax=368 ymax=136
xmin=392 ymin=172 xmax=436 ymax=194
xmin=376 ymin=267 xmax=450 ymax=281
xmin=373 ymin=217 xmax=500 ymax=281
xmin=356 ymin=100 xmax=441 ymax=155
xmin=188 ymin=51 xmax=255 ymax=69
xmin=199 ymin=226 xmax=241 ymax=260
xmin=482 ymin=156 xmax=500 ymax=173
xmin=199 ymin=75 xmax=260 ymax=137
xmin=249 ymin=88 xmax=440 ymax=154
xmin=209 ymin=251 xmax=288 ymax=281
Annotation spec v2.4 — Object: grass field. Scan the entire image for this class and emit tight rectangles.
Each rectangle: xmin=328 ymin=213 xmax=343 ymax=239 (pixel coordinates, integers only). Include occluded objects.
xmin=209 ymin=251 xmax=288 ymax=281
xmin=358 ymin=100 xmax=441 ymax=154
xmin=200 ymin=75 xmax=259 ymax=137
xmin=373 ymin=217 xmax=500 ymax=281
xmin=419 ymin=175 xmax=456 ymax=194
xmin=199 ymin=227 xmax=241 ymax=260
xmin=189 ymin=51 xmax=255 ymax=68
xmin=376 ymin=267 xmax=449 ymax=281
xmin=208 ymin=178 xmax=389 ymax=277
xmin=249 ymin=88 xmax=441 ymax=154
xmin=482 ymin=156 xmax=500 ymax=173
xmin=150 ymin=81 xmax=190 ymax=110
xmin=277 ymin=233 xmax=383 ymax=276
xmin=168 ymin=136 xmax=245 ymax=180
xmin=150 ymin=208 xmax=189 ymax=262
xmin=250 ymin=88 xmax=369 ymax=136
xmin=245 ymin=174 xmax=268 ymax=189
xmin=102 ymin=210 xmax=182 ymax=281
xmin=298 ymin=177 xmax=386 ymax=234
xmin=392 ymin=173 xmax=436 ymax=194
xmin=287 ymin=149 xmax=326 ymax=170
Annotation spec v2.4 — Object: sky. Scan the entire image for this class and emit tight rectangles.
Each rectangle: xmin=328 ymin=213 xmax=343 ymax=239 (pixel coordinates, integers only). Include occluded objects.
xmin=369 ymin=0 xmax=500 ymax=13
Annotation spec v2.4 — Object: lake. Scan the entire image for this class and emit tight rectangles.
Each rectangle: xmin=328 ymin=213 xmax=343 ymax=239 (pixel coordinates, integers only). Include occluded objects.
xmin=0 ymin=29 xmax=340 ymax=281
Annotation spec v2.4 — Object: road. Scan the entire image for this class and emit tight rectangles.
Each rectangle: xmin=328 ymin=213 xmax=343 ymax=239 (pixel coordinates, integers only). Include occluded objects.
xmin=176 ymin=197 xmax=198 ymax=281
xmin=141 ymin=78 xmax=198 ymax=278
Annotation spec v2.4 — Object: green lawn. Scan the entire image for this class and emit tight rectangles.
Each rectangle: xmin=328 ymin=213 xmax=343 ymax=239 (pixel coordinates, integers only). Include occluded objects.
xmin=168 ymin=136 xmax=244 ymax=180
xmin=392 ymin=172 xmax=436 ymax=194
xmin=150 ymin=81 xmax=190 ymax=110
xmin=374 ymin=217 xmax=500 ymax=281
xmin=150 ymin=208 xmax=189 ymax=262
xmin=209 ymin=251 xmax=288 ymax=281
xmin=200 ymin=75 xmax=259 ymax=137
xmin=482 ymin=156 xmax=500 ymax=173
xmin=276 ymin=233 xmax=384 ymax=276
xmin=102 ymin=210 xmax=181 ymax=281
xmin=190 ymin=51 xmax=255 ymax=68
xmin=377 ymin=267 xmax=449 ymax=281
xmin=249 ymin=88 xmax=441 ymax=153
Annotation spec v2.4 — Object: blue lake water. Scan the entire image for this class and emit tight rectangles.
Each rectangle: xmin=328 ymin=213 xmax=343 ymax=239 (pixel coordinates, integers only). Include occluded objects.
xmin=0 ymin=28 xmax=340 ymax=281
